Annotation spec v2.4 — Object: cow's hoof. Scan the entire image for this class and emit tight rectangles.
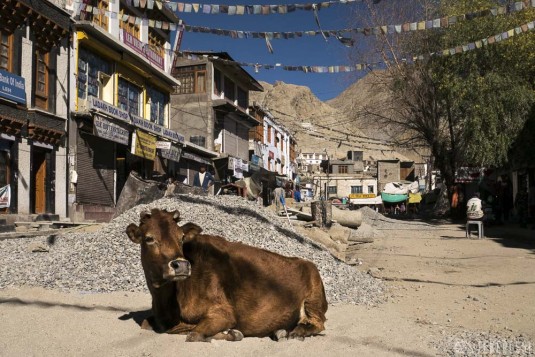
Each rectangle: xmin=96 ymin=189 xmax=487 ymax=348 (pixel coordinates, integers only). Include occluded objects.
xmin=273 ymin=329 xmax=288 ymax=341
xmin=186 ymin=332 xmax=209 ymax=342
xmin=228 ymin=329 xmax=244 ymax=341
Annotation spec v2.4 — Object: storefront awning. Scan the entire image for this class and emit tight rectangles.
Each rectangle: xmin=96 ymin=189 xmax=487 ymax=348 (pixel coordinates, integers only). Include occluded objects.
xmin=381 ymin=192 xmax=408 ymax=203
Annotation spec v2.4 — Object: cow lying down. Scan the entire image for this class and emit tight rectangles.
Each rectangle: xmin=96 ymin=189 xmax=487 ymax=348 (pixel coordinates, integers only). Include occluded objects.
xmin=126 ymin=208 xmax=328 ymax=342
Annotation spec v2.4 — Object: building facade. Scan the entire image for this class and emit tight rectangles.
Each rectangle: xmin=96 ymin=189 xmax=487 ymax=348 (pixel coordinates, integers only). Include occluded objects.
xmin=68 ymin=0 xmax=184 ymax=221
xmin=0 ymin=0 xmax=71 ymax=218
xmin=248 ymin=105 xmax=297 ymax=179
xmin=170 ymin=51 xmax=263 ymax=185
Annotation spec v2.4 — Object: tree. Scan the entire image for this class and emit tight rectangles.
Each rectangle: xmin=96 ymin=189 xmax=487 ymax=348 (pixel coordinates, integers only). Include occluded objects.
xmin=356 ymin=0 xmax=535 ymax=210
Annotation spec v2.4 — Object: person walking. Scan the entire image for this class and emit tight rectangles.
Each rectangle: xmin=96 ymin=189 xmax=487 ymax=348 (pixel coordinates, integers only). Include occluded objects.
xmin=193 ymin=165 xmax=214 ymax=193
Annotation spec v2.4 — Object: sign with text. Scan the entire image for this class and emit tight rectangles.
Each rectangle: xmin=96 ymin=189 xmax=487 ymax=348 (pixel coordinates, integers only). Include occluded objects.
xmin=88 ymin=96 xmax=130 ymax=123
xmin=93 ymin=115 xmax=130 ymax=145
xmin=156 ymin=141 xmax=171 ymax=150
xmin=132 ymin=130 xmax=156 ymax=160
xmin=158 ymin=145 xmax=182 ymax=163
xmin=121 ymin=30 xmax=164 ymax=70
xmin=0 ymin=70 xmax=26 ymax=105
xmin=349 ymin=193 xmax=376 ymax=199
xmin=130 ymin=114 xmax=185 ymax=143
xmin=182 ymin=151 xmax=212 ymax=166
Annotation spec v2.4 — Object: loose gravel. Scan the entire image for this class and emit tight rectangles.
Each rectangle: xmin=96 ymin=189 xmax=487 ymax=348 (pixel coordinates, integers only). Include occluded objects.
xmin=0 ymin=194 xmax=386 ymax=305
xmin=358 ymin=206 xmax=439 ymax=230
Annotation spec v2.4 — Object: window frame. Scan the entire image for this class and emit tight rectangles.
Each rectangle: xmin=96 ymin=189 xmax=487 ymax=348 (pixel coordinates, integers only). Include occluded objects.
xmin=118 ymin=77 xmax=142 ymax=116
xmin=172 ymin=65 xmax=206 ymax=94
xmin=351 ymin=186 xmax=363 ymax=194
xmin=119 ymin=6 xmax=140 ymax=38
xmin=368 ymin=185 xmax=374 ymax=193
xmin=338 ymin=165 xmax=348 ymax=174
xmin=148 ymin=86 xmax=167 ymax=126
xmin=327 ymin=186 xmax=337 ymax=194
xmin=0 ymin=31 xmax=13 ymax=72
xmin=34 ymin=50 xmax=49 ymax=110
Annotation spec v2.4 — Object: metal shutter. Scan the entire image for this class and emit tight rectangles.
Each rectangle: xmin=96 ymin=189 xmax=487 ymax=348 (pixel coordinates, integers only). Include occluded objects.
xmin=76 ymin=131 xmax=115 ymax=205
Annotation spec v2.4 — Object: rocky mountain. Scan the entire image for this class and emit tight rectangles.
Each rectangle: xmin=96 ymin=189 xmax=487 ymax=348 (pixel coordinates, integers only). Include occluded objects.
xmin=250 ymin=74 xmax=424 ymax=163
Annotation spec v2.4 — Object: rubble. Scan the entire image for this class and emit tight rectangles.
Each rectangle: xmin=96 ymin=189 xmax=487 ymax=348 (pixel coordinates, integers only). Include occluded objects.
xmin=0 ymin=194 xmax=386 ymax=305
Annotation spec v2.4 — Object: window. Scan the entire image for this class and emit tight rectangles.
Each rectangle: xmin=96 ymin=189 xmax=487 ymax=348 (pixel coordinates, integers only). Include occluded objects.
xmin=80 ymin=0 xmax=109 ymax=30
xmin=119 ymin=6 xmax=140 ymax=38
xmin=118 ymin=78 xmax=141 ymax=115
xmin=237 ymin=87 xmax=247 ymax=108
xmin=214 ymin=68 xmax=222 ymax=95
xmin=0 ymin=31 xmax=13 ymax=72
xmin=338 ymin=165 xmax=348 ymax=174
xmin=351 ymin=186 xmax=363 ymax=194
xmin=148 ymin=29 xmax=165 ymax=57
xmin=148 ymin=87 xmax=167 ymax=125
xmin=34 ymin=50 xmax=49 ymax=110
xmin=172 ymin=65 xmax=206 ymax=94
xmin=327 ymin=186 xmax=337 ymax=194
xmin=224 ymin=76 xmax=235 ymax=101
xmin=267 ymin=125 xmax=272 ymax=143
xmin=368 ymin=185 xmax=374 ymax=193
xmin=77 ymin=47 xmax=111 ymax=100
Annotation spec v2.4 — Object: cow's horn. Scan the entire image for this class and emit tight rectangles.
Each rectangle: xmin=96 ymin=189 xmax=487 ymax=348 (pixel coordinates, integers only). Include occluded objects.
xmin=172 ymin=210 xmax=180 ymax=222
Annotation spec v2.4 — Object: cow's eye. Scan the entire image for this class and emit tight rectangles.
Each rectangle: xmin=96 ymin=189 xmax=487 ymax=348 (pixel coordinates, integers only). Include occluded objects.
xmin=144 ymin=236 xmax=155 ymax=244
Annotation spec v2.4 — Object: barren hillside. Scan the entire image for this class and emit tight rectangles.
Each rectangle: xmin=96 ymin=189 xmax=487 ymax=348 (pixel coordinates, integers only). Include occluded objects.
xmin=250 ymin=80 xmax=410 ymax=162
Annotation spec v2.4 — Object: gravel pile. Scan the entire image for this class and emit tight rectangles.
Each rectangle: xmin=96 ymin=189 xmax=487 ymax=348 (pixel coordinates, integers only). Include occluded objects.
xmin=433 ymin=330 xmax=534 ymax=356
xmin=358 ymin=206 xmax=438 ymax=230
xmin=0 ymin=194 xmax=386 ymax=305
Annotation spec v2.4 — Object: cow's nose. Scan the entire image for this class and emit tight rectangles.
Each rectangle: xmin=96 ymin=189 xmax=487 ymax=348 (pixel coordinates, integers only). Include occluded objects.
xmin=169 ymin=259 xmax=190 ymax=275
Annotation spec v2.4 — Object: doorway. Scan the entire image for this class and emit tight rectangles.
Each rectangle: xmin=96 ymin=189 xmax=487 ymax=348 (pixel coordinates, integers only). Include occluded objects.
xmin=0 ymin=150 xmax=10 ymax=213
xmin=31 ymin=146 xmax=55 ymax=214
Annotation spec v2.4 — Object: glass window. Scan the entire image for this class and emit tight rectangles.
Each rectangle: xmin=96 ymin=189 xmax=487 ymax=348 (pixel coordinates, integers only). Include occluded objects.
xmin=118 ymin=77 xmax=141 ymax=115
xmin=327 ymin=186 xmax=337 ymax=194
xmin=351 ymin=186 xmax=363 ymax=194
xmin=338 ymin=165 xmax=348 ymax=174
xmin=148 ymin=30 xmax=165 ymax=57
xmin=77 ymin=47 xmax=111 ymax=100
xmin=34 ymin=50 xmax=49 ymax=110
xmin=148 ymin=86 xmax=167 ymax=125
xmin=0 ymin=31 xmax=12 ymax=72
xmin=119 ymin=6 xmax=140 ymax=38
xmin=368 ymin=185 xmax=374 ymax=193
xmin=79 ymin=0 xmax=109 ymax=30
xmin=172 ymin=65 xmax=206 ymax=94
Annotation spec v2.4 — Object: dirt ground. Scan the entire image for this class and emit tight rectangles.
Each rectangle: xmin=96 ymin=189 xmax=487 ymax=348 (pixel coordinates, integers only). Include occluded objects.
xmin=0 ymin=222 xmax=534 ymax=356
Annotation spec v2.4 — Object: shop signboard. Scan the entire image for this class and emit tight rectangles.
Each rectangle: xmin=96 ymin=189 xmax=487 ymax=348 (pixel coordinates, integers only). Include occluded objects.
xmin=132 ymin=130 xmax=157 ymax=160
xmin=130 ymin=114 xmax=185 ymax=143
xmin=0 ymin=70 xmax=26 ymax=105
xmin=93 ymin=115 xmax=129 ymax=145
xmin=349 ymin=193 xmax=376 ymax=199
xmin=88 ymin=96 xmax=130 ymax=123
xmin=156 ymin=141 xmax=171 ymax=150
xmin=182 ymin=151 xmax=212 ymax=166
xmin=0 ymin=185 xmax=10 ymax=208
xmin=121 ymin=30 xmax=164 ymax=70
xmin=158 ymin=145 xmax=182 ymax=163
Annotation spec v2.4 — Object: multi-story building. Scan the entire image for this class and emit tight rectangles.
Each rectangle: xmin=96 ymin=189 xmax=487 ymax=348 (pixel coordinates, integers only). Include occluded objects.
xmin=248 ymin=105 xmax=297 ymax=179
xmin=170 ymin=51 xmax=263 ymax=185
xmin=68 ymin=0 xmax=184 ymax=221
xmin=0 ymin=0 xmax=71 ymax=219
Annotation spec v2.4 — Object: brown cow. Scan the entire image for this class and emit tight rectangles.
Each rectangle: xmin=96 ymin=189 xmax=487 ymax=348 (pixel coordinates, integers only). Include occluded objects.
xmin=126 ymin=208 xmax=328 ymax=342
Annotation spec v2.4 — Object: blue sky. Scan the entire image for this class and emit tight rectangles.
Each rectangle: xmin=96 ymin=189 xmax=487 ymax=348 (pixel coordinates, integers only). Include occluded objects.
xmin=176 ymin=1 xmax=374 ymax=101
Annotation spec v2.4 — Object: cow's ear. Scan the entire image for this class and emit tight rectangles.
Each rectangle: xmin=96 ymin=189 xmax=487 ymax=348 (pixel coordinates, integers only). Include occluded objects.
xmin=172 ymin=210 xmax=180 ymax=222
xmin=140 ymin=211 xmax=151 ymax=221
xmin=126 ymin=223 xmax=143 ymax=244
xmin=180 ymin=222 xmax=202 ymax=242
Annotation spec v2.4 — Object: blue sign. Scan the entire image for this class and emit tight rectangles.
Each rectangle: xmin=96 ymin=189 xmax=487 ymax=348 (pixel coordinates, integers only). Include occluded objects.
xmin=0 ymin=70 xmax=26 ymax=105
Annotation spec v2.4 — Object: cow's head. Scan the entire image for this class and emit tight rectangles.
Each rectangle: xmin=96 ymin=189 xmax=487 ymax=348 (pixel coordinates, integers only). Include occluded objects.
xmin=126 ymin=208 xmax=202 ymax=288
